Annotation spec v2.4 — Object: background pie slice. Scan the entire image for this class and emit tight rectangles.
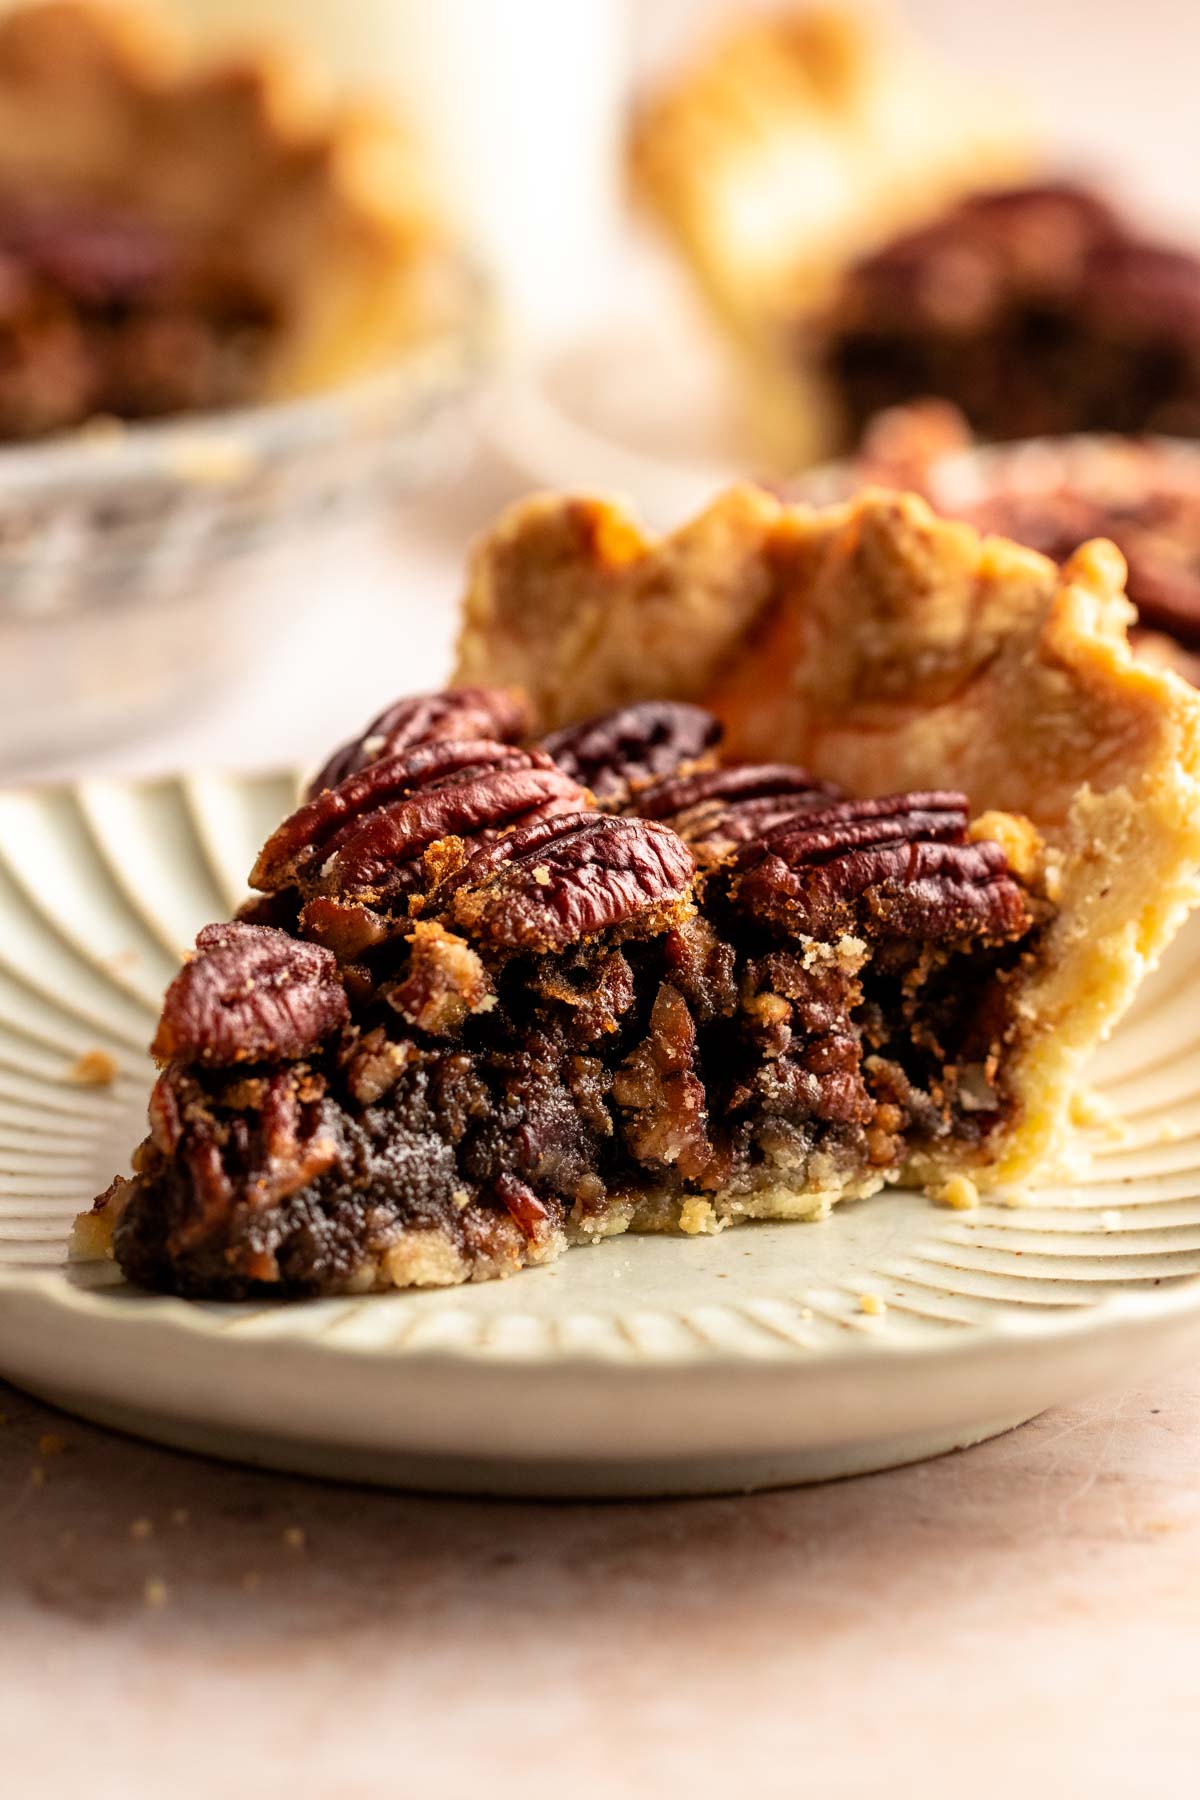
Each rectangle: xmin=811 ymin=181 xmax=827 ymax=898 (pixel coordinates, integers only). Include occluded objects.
xmin=631 ymin=4 xmax=1032 ymax=464
xmin=0 ymin=0 xmax=455 ymax=432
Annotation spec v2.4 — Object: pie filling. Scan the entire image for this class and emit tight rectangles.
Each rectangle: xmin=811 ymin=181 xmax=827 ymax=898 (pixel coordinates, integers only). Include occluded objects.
xmin=0 ymin=190 xmax=279 ymax=437
xmin=814 ymin=184 xmax=1200 ymax=450
xmin=89 ymin=691 xmax=1048 ymax=1298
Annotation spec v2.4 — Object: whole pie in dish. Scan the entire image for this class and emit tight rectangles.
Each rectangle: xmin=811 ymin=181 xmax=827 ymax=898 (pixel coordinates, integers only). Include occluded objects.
xmin=79 ymin=490 xmax=1200 ymax=1296
xmin=0 ymin=1 xmax=451 ymax=438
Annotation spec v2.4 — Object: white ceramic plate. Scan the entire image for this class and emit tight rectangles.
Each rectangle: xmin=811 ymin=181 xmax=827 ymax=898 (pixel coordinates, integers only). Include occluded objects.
xmin=2 ymin=772 xmax=1200 ymax=1496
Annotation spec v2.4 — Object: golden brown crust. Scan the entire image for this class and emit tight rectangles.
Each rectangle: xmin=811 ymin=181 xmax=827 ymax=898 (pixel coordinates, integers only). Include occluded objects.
xmin=455 ymin=485 xmax=1200 ymax=1187
xmin=0 ymin=2 xmax=453 ymax=397
xmin=630 ymin=5 xmax=1030 ymax=463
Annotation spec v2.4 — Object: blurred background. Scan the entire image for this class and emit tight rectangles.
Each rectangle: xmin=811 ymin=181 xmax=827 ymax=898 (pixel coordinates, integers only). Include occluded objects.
xmin=4 ymin=0 xmax=1200 ymax=787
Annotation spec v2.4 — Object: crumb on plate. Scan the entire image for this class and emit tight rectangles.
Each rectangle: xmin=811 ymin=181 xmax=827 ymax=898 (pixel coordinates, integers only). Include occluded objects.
xmin=68 ymin=1048 xmax=119 ymax=1087
xmin=932 ymin=1173 xmax=980 ymax=1211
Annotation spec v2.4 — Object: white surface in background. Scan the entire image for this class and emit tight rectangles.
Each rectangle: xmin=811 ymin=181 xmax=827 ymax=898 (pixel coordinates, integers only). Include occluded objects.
xmin=382 ymin=0 xmax=629 ymax=347
xmin=171 ymin=0 xmax=630 ymax=348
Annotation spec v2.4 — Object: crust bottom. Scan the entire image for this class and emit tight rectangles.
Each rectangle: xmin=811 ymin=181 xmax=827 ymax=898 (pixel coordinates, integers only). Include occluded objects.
xmin=74 ymin=1169 xmax=886 ymax=1294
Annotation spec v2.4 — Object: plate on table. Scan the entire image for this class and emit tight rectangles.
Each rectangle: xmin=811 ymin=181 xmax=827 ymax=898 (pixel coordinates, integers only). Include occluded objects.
xmin=2 ymin=771 xmax=1200 ymax=1497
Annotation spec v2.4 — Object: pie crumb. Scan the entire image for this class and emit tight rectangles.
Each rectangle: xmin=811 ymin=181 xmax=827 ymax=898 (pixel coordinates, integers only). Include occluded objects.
xmin=38 ymin=1432 xmax=66 ymax=1457
xmin=1158 ymin=1120 xmax=1184 ymax=1143
xmin=858 ymin=1292 xmax=887 ymax=1317
xmin=1069 ymin=1086 xmax=1129 ymax=1143
xmin=678 ymin=1195 xmax=719 ymax=1235
xmin=171 ymin=1508 xmax=190 ymax=1526
xmin=282 ymin=1527 xmax=306 ymax=1551
xmin=932 ymin=1174 xmax=979 ymax=1211
xmin=130 ymin=1517 xmax=154 ymax=1541
xmin=68 ymin=1048 xmax=119 ymax=1087
xmin=69 ymin=1207 xmax=116 ymax=1261
xmin=143 ymin=1578 xmax=169 ymax=1609
xmin=967 ymin=810 xmax=1042 ymax=884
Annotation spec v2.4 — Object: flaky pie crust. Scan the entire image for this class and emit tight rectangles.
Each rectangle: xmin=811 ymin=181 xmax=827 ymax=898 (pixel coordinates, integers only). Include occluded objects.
xmin=455 ymin=485 xmax=1200 ymax=1188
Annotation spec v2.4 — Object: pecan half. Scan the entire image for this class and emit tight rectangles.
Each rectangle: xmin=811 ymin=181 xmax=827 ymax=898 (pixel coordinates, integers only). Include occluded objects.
xmin=731 ymin=794 xmax=1030 ymax=941
xmin=635 ymin=763 xmax=840 ymax=861
xmin=151 ymin=922 xmax=348 ymax=1066
xmin=252 ymin=740 xmax=588 ymax=902
xmin=540 ymin=701 xmax=722 ymax=803
xmin=612 ymin=982 xmax=714 ymax=1183
xmin=308 ymin=686 xmax=530 ymax=796
xmin=444 ymin=811 xmax=697 ymax=952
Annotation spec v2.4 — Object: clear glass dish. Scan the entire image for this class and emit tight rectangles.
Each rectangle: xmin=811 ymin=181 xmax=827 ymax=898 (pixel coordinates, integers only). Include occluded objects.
xmin=0 ymin=270 xmax=493 ymax=770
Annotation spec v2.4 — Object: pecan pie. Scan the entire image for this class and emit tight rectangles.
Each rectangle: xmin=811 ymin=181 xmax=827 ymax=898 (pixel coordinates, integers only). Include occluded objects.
xmin=79 ymin=491 xmax=1200 ymax=1296
xmin=0 ymin=2 xmax=450 ymax=436
xmin=631 ymin=5 xmax=1030 ymax=463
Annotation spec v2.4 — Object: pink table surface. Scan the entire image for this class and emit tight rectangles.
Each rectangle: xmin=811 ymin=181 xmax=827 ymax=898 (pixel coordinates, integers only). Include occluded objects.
xmin=2 ymin=1370 xmax=1198 ymax=1798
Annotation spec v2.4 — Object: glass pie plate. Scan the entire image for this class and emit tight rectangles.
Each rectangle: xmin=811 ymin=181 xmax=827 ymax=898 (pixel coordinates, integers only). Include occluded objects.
xmin=0 ymin=268 xmax=493 ymax=771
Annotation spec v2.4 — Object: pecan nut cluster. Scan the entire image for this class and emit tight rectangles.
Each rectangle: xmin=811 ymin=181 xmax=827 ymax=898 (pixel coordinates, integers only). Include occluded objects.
xmin=822 ymin=181 xmax=1200 ymax=444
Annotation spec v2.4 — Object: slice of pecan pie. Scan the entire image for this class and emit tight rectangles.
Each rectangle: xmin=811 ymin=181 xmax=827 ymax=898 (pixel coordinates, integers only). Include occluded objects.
xmin=634 ymin=10 xmax=1200 ymax=467
xmin=630 ymin=5 xmax=1030 ymax=464
xmin=79 ymin=491 xmax=1200 ymax=1296
xmin=0 ymin=2 xmax=451 ymax=436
